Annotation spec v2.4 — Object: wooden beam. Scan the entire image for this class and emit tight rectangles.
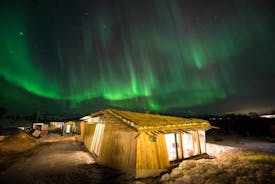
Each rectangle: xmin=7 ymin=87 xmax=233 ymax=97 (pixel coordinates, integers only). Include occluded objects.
xmin=134 ymin=133 xmax=140 ymax=139
xmin=174 ymin=133 xmax=179 ymax=161
xmin=192 ymin=131 xmax=196 ymax=154
xmin=179 ymin=133 xmax=184 ymax=159
xmin=179 ymin=129 xmax=189 ymax=134
xmin=145 ymin=132 xmax=154 ymax=137
xmin=196 ymin=130 xmax=201 ymax=155
xmin=153 ymin=131 xmax=160 ymax=135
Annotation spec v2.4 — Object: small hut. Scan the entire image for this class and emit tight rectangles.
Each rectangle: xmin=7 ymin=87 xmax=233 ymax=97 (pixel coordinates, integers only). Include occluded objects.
xmin=81 ymin=109 xmax=212 ymax=178
xmin=32 ymin=123 xmax=48 ymax=136
xmin=63 ymin=121 xmax=76 ymax=135
xmin=49 ymin=122 xmax=64 ymax=135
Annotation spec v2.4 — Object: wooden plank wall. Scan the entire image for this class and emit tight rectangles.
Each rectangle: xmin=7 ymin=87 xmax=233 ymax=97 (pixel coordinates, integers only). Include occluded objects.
xmin=83 ymin=123 xmax=96 ymax=152
xmin=136 ymin=132 xmax=169 ymax=170
xmin=97 ymin=120 xmax=137 ymax=172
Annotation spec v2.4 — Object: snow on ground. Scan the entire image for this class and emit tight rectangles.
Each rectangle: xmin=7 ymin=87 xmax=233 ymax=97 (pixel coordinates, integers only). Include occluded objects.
xmin=1 ymin=132 xmax=274 ymax=184
xmin=206 ymin=143 xmax=236 ymax=156
xmin=207 ymin=135 xmax=275 ymax=153
xmin=160 ymin=140 xmax=275 ymax=184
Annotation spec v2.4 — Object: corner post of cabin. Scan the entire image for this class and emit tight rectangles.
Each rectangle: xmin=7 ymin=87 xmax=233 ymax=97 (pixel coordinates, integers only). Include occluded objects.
xmin=205 ymin=131 xmax=207 ymax=154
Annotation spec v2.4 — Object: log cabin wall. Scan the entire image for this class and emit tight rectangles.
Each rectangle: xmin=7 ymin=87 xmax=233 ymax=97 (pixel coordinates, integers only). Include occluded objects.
xmin=97 ymin=119 xmax=137 ymax=174
xmin=83 ymin=123 xmax=96 ymax=152
xmin=136 ymin=132 xmax=170 ymax=178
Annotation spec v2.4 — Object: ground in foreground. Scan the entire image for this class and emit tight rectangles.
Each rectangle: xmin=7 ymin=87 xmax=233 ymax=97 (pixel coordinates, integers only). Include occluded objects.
xmin=0 ymin=133 xmax=274 ymax=184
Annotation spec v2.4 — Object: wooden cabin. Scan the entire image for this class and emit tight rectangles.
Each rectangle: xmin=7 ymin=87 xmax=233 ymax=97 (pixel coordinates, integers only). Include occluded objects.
xmin=81 ymin=109 xmax=212 ymax=178
xmin=32 ymin=123 xmax=48 ymax=136
xmin=63 ymin=121 xmax=76 ymax=135
xmin=48 ymin=122 xmax=64 ymax=135
xmin=50 ymin=122 xmax=64 ymax=130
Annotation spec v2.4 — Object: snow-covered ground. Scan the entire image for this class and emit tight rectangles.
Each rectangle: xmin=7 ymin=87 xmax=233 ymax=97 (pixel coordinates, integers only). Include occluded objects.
xmin=207 ymin=135 xmax=275 ymax=153
xmin=160 ymin=139 xmax=275 ymax=184
xmin=1 ymin=132 xmax=274 ymax=184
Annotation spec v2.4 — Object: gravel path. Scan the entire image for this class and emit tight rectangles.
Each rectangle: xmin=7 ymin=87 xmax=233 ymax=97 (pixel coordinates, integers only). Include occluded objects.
xmin=0 ymin=136 xmax=135 ymax=184
xmin=3 ymin=135 xmax=272 ymax=184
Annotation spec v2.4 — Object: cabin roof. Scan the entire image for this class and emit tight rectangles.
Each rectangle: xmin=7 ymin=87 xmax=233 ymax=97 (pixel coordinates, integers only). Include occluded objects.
xmin=84 ymin=109 xmax=211 ymax=132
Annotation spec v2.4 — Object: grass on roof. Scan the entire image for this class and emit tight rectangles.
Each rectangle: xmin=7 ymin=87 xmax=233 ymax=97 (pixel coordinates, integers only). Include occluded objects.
xmin=109 ymin=109 xmax=210 ymax=129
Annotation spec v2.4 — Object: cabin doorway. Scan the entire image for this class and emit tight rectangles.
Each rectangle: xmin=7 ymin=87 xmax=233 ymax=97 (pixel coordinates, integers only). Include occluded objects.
xmin=91 ymin=123 xmax=105 ymax=156
xmin=65 ymin=125 xmax=71 ymax=133
xmin=165 ymin=133 xmax=184 ymax=161
xmin=165 ymin=131 xmax=203 ymax=162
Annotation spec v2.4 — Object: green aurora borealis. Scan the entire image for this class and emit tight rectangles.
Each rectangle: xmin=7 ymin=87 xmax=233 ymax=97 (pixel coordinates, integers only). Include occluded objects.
xmin=0 ymin=0 xmax=274 ymax=114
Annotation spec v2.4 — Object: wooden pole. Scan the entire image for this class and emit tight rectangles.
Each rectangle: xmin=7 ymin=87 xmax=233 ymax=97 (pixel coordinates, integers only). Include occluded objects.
xmin=179 ymin=133 xmax=184 ymax=159
xmin=174 ymin=133 xmax=179 ymax=161
xmin=196 ymin=130 xmax=202 ymax=155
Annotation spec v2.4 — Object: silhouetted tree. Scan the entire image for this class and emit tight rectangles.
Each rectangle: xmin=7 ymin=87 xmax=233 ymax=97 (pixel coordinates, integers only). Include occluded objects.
xmin=0 ymin=107 xmax=6 ymax=117
xmin=248 ymin=112 xmax=259 ymax=118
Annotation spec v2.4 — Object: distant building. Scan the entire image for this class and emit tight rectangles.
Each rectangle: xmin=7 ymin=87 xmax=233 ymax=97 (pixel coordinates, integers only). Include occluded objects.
xmin=81 ymin=109 xmax=212 ymax=178
xmin=49 ymin=122 xmax=64 ymax=135
xmin=32 ymin=123 xmax=48 ymax=136
xmin=32 ymin=123 xmax=44 ymax=131
xmin=50 ymin=122 xmax=64 ymax=130
xmin=62 ymin=121 xmax=78 ymax=135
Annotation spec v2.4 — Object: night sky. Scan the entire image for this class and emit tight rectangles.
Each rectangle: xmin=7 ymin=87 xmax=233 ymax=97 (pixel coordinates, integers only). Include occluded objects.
xmin=0 ymin=0 xmax=274 ymax=115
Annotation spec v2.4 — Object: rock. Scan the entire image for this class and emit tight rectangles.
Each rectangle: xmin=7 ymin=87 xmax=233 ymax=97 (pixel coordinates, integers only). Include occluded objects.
xmin=170 ymin=168 xmax=183 ymax=178
xmin=160 ymin=173 xmax=170 ymax=182
xmin=179 ymin=161 xmax=196 ymax=170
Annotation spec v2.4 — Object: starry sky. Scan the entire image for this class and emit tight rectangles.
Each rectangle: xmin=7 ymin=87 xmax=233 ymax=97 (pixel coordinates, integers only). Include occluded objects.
xmin=0 ymin=0 xmax=274 ymax=115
